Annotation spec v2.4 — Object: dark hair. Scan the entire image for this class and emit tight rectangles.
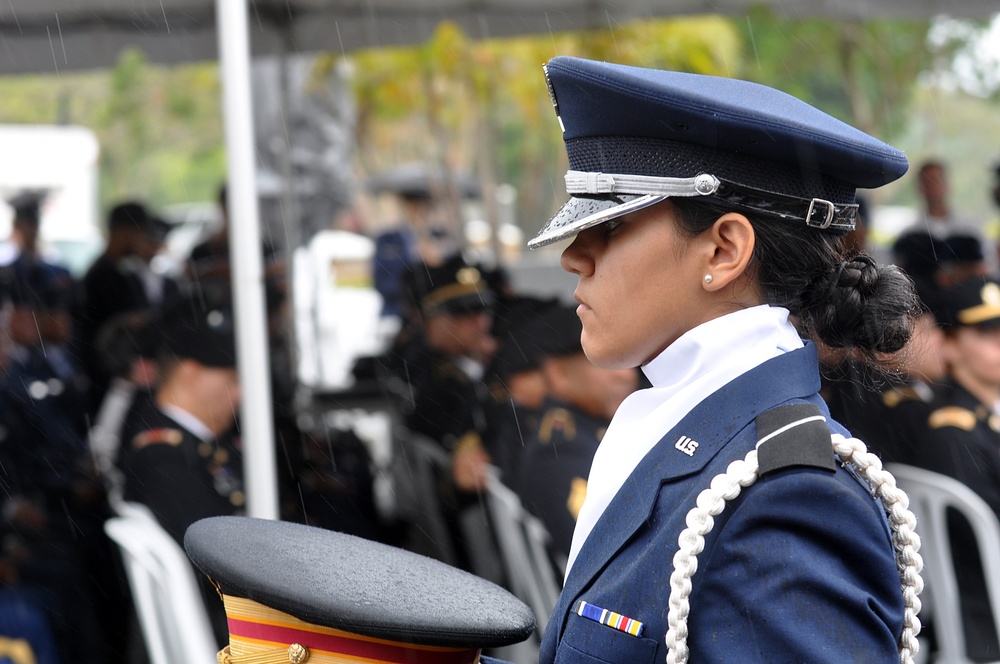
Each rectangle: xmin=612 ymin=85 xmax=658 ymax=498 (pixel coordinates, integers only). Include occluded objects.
xmin=671 ymin=198 xmax=920 ymax=362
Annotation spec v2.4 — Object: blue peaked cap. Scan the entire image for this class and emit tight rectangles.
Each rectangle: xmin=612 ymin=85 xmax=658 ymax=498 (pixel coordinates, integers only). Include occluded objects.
xmin=529 ymin=56 xmax=909 ymax=248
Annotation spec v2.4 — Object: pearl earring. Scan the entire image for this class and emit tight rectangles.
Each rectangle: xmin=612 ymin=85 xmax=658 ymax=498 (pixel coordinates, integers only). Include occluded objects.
xmin=704 ymin=274 xmax=713 ymax=284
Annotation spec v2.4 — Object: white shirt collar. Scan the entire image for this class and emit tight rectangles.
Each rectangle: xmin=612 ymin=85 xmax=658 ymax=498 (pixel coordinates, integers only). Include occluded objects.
xmin=565 ymin=305 xmax=803 ymax=575
xmin=159 ymin=403 xmax=215 ymax=442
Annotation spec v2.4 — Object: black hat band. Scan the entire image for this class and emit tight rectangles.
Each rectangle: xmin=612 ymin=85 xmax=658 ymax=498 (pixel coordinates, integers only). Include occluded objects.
xmin=566 ymin=135 xmax=857 ymax=204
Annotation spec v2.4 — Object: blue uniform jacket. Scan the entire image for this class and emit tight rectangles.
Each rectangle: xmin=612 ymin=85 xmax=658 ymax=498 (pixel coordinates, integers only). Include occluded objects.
xmin=491 ymin=344 xmax=904 ymax=663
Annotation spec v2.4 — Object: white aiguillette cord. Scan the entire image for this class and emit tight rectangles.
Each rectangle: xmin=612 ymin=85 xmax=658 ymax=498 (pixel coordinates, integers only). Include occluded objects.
xmin=664 ymin=434 xmax=924 ymax=664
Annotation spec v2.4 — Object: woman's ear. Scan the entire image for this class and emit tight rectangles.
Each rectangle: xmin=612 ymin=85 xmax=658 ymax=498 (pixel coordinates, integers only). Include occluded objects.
xmin=702 ymin=213 xmax=755 ymax=292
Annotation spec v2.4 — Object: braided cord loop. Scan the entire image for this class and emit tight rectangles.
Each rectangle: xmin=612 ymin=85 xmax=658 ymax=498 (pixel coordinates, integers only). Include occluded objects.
xmin=664 ymin=434 xmax=923 ymax=664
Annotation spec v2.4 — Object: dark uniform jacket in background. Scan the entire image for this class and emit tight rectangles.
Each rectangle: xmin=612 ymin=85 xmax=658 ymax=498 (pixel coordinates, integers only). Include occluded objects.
xmin=395 ymin=335 xmax=490 ymax=451
xmin=907 ymin=379 xmax=1000 ymax=661
xmin=118 ymin=397 xmax=244 ymax=544
xmin=516 ymin=397 xmax=606 ymax=558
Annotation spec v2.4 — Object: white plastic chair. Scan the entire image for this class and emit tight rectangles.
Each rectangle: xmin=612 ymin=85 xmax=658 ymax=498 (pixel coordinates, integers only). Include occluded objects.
xmin=104 ymin=502 xmax=218 ymax=664
xmin=87 ymin=377 xmax=137 ymax=502
xmin=484 ymin=470 xmax=564 ymax=638
xmin=888 ymin=463 xmax=1000 ymax=664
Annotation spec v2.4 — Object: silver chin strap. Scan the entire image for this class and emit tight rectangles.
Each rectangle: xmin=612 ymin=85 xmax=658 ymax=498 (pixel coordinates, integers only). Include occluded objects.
xmin=564 ymin=169 xmax=857 ymax=232
xmin=564 ymin=170 xmax=721 ymax=198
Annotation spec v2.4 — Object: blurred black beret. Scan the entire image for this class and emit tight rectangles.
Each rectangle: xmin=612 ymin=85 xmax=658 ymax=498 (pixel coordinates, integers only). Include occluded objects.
xmin=943 ymin=234 xmax=984 ymax=264
xmin=7 ymin=191 xmax=46 ymax=225
xmin=893 ymin=232 xmax=949 ymax=281
xmin=152 ymin=295 xmax=236 ymax=368
xmin=184 ymin=516 xmax=534 ymax=661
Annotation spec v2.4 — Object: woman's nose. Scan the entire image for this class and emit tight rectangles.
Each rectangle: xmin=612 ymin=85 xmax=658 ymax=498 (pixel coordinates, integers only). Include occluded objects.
xmin=561 ymin=232 xmax=595 ymax=277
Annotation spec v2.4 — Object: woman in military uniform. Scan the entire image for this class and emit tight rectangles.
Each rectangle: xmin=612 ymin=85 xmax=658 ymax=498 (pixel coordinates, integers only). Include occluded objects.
xmin=493 ymin=57 xmax=922 ymax=664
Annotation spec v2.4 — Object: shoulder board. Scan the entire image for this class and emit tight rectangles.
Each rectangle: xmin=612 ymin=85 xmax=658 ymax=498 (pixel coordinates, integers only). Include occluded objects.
xmin=928 ymin=406 xmax=977 ymax=432
xmin=756 ymin=403 xmax=836 ymax=476
xmin=883 ymin=386 xmax=921 ymax=408
xmin=539 ymin=407 xmax=576 ymax=444
xmin=133 ymin=428 xmax=184 ymax=450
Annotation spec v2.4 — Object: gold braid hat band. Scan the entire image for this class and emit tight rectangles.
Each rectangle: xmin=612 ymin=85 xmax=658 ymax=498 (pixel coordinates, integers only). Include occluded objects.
xmin=217 ymin=595 xmax=481 ymax=664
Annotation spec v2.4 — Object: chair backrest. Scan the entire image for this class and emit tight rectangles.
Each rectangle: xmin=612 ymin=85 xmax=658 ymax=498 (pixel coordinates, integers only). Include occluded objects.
xmin=887 ymin=463 xmax=1000 ymax=664
xmin=390 ymin=432 xmax=463 ymax=566
xmin=484 ymin=471 xmax=563 ymax=637
xmin=88 ymin=377 xmax=136 ymax=502
xmin=104 ymin=502 xmax=218 ymax=664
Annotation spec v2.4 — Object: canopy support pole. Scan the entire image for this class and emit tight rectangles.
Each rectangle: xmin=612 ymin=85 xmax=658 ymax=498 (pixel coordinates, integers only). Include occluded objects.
xmin=216 ymin=0 xmax=279 ymax=520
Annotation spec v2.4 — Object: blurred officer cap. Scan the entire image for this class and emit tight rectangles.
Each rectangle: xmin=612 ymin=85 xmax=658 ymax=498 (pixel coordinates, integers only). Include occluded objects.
xmin=893 ymin=233 xmax=949 ymax=282
xmin=529 ymin=57 xmax=909 ymax=248
xmin=143 ymin=215 xmax=173 ymax=244
xmin=934 ymin=279 xmax=1000 ymax=329
xmin=153 ymin=295 xmax=236 ymax=368
xmin=185 ymin=516 xmax=535 ymax=662
xmin=107 ymin=201 xmax=152 ymax=231
xmin=491 ymin=297 xmax=558 ymax=378
xmin=943 ymin=234 xmax=984 ymax=264
xmin=414 ymin=256 xmax=495 ymax=317
xmin=6 ymin=191 xmax=46 ymax=225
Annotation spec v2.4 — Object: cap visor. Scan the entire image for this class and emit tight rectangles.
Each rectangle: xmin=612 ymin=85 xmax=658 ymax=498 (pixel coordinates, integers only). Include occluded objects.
xmin=528 ymin=194 xmax=665 ymax=249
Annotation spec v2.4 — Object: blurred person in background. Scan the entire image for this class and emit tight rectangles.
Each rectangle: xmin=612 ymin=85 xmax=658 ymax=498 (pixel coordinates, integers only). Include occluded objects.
xmin=0 ymin=250 xmax=126 ymax=663
xmin=481 ymin=295 xmax=560 ymax=486
xmin=515 ymin=304 xmax=638 ymax=557
xmin=381 ymin=255 xmax=497 ymax=570
xmin=117 ymin=294 xmax=244 ymax=647
xmin=122 ymin=213 xmax=180 ymax=309
xmin=901 ymin=278 xmax=1000 ymax=662
xmin=118 ymin=295 xmax=244 ymax=545
xmin=894 ymin=159 xmax=992 ymax=273
xmin=77 ymin=201 xmax=157 ymax=415
xmin=0 ymin=192 xmax=78 ymax=379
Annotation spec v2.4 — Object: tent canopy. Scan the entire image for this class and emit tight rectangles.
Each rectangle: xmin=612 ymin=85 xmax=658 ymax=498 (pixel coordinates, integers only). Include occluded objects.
xmin=2 ymin=0 xmax=997 ymax=75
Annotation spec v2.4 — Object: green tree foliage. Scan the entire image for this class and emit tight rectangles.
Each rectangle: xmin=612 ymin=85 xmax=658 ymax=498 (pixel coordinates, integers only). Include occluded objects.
xmin=347 ymin=16 xmax=745 ymax=233
xmin=736 ymin=8 xmax=934 ymax=140
xmin=0 ymin=49 xmax=224 ymax=218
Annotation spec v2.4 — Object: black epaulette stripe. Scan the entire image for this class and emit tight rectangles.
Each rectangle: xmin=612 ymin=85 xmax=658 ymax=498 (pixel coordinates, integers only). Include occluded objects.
xmin=756 ymin=404 xmax=836 ymax=475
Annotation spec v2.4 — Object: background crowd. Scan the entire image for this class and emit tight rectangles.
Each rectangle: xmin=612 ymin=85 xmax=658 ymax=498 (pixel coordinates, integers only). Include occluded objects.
xmin=1 ymin=154 xmax=1000 ymax=663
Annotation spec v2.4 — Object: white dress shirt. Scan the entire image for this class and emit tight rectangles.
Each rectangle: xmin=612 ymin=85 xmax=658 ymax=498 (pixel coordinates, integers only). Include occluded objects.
xmin=565 ymin=305 xmax=804 ymax=575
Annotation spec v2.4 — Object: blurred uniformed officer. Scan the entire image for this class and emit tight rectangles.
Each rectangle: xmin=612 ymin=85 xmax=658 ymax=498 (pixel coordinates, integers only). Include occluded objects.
xmin=0 ymin=192 xmax=78 ymax=376
xmin=0 ymin=204 xmax=123 ymax=663
xmin=118 ymin=295 xmax=244 ymax=544
xmin=904 ymin=278 xmax=1000 ymax=661
xmin=77 ymin=201 xmax=159 ymax=414
xmin=390 ymin=255 xmax=498 ymax=488
xmin=117 ymin=295 xmax=244 ymax=646
xmin=515 ymin=305 xmax=637 ymax=557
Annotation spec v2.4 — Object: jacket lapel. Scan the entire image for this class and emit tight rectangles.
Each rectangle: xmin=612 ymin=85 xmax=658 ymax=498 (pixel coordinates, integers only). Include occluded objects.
xmin=551 ymin=344 xmax=823 ymax=635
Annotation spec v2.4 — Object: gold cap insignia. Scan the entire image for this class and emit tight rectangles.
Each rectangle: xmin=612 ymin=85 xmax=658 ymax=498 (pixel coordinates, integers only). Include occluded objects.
xmin=456 ymin=267 xmax=481 ymax=285
xmin=958 ymin=282 xmax=1000 ymax=325
xmin=288 ymin=643 xmax=310 ymax=663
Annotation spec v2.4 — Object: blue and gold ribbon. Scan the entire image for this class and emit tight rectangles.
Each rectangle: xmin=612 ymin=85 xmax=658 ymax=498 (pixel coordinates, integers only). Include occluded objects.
xmin=575 ymin=600 xmax=644 ymax=637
